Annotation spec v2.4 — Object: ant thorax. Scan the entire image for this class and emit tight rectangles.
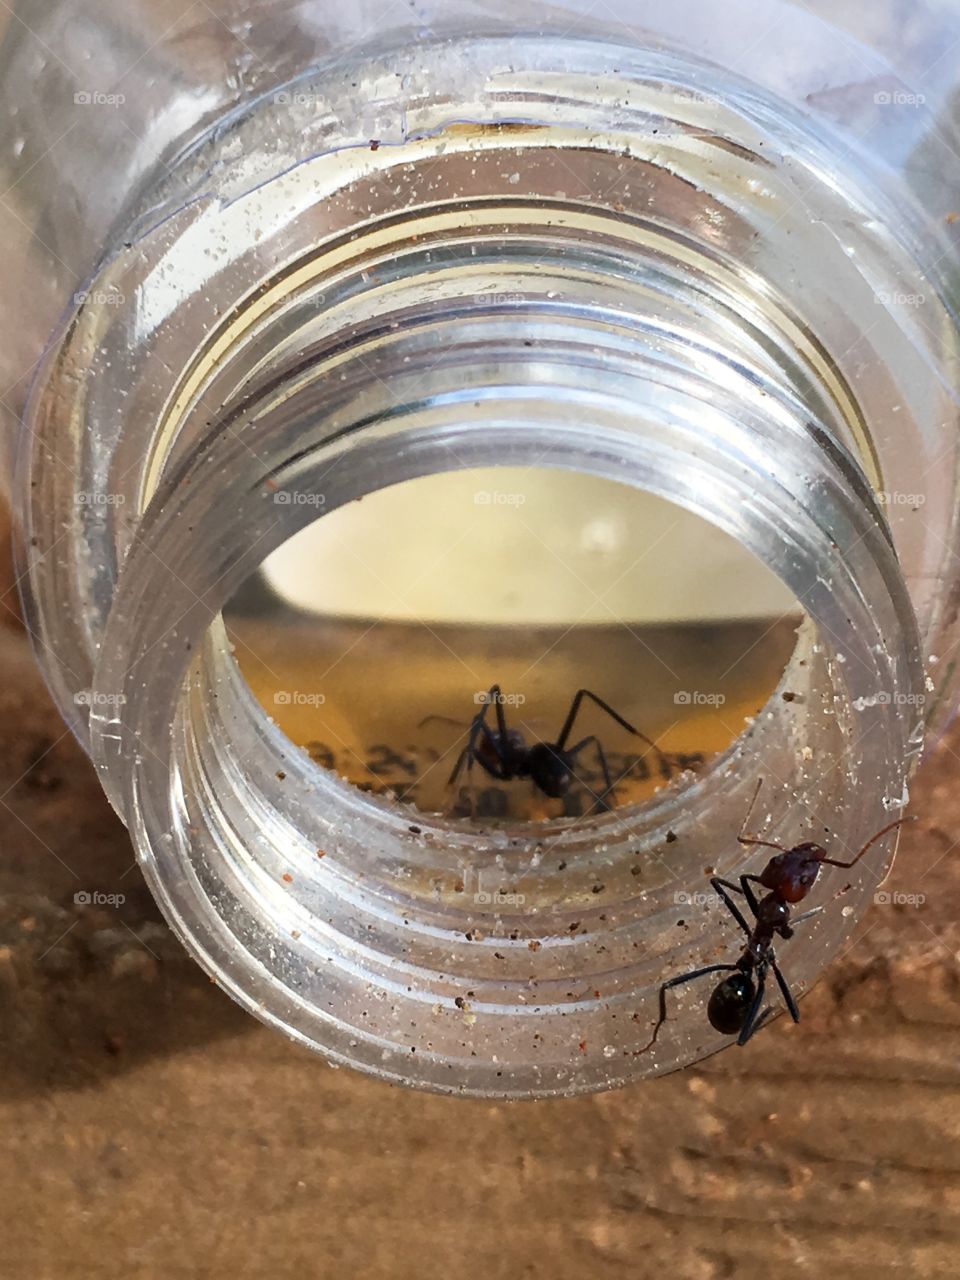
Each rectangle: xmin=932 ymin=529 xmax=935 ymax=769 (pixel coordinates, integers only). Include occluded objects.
xmin=753 ymin=894 xmax=790 ymax=934
xmin=524 ymin=742 xmax=574 ymax=798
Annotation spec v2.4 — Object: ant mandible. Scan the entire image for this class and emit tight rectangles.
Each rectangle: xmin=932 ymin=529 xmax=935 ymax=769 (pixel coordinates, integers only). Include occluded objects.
xmin=638 ymin=780 xmax=915 ymax=1051
xmin=432 ymin=685 xmax=669 ymax=816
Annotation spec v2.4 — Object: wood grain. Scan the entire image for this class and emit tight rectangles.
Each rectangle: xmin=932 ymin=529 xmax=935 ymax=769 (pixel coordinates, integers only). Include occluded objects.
xmin=0 ymin=620 xmax=957 ymax=1279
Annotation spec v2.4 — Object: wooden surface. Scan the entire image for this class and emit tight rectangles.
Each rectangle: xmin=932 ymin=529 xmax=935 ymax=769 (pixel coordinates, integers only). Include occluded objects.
xmin=1 ymin=603 xmax=959 ymax=1277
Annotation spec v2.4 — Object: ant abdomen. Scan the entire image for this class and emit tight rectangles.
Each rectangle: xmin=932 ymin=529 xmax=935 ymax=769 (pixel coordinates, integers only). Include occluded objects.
xmin=707 ymin=973 xmax=755 ymax=1035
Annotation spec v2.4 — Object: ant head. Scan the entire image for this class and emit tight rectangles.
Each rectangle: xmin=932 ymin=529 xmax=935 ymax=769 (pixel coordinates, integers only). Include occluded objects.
xmin=758 ymin=843 xmax=826 ymax=903
xmin=707 ymin=972 xmax=755 ymax=1035
xmin=793 ymin=840 xmax=828 ymax=861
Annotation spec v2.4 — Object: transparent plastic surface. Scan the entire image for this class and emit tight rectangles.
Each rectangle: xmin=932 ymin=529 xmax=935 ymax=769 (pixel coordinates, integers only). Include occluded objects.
xmin=227 ymin=474 xmax=802 ymax=822
xmin=1 ymin=3 xmax=958 ymax=1094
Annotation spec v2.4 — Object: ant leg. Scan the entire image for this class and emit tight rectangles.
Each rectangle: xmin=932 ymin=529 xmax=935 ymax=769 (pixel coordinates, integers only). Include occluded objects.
xmin=776 ymin=904 xmax=823 ymax=942
xmin=789 ymin=905 xmax=824 ymax=928
xmin=446 ymin=738 xmax=480 ymax=819
xmin=447 ymin=719 xmax=481 ymax=788
xmin=451 ymin=684 xmax=509 ymax=778
xmin=709 ymin=878 xmax=754 ymax=937
xmin=590 ymin=737 xmax=616 ymax=813
xmin=460 ymin=718 xmax=516 ymax=783
xmin=820 ymin=816 xmax=916 ymax=868
xmin=556 ymin=690 xmax=601 ymax=749
xmin=489 ymin=684 xmax=511 ymax=745
xmin=636 ymin=964 xmax=741 ymax=1054
xmin=566 ymin=735 xmax=616 ymax=814
xmin=736 ymin=875 xmax=764 ymax=917
xmin=771 ymin=959 xmax=801 ymax=1023
xmin=737 ymin=970 xmax=769 ymax=1046
xmin=739 ymin=1005 xmax=776 ymax=1044
xmin=448 ymin=718 xmax=510 ymax=819
xmin=447 ymin=745 xmax=470 ymax=789
xmin=556 ymin=689 xmax=669 ymax=776
xmin=447 ymin=699 xmax=500 ymax=788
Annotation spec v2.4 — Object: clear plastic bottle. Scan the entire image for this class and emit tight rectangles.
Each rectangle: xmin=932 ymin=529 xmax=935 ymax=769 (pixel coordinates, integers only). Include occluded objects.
xmin=1 ymin=0 xmax=959 ymax=1095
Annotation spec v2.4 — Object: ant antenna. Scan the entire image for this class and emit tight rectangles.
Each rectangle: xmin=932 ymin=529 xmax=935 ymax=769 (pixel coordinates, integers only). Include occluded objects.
xmin=736 ymin=777 xmax=791 ymax=855
xmin=821 ymin=814 xmax=917 ymax=868
xmin=418 ymin=714 xmax=467 ymax=732
xmin=740 ymin=778 xmax=764 ymax=834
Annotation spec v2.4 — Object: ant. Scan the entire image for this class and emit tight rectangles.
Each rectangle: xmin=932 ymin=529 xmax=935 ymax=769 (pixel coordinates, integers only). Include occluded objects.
xmin=638 ymin=780 xmax=914 ymax=1051
xmin=425 ymin=686 xmax=669 ymax=816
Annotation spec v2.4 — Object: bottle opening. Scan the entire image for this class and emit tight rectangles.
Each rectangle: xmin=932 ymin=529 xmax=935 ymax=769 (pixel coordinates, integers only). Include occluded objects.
xmin=226 ymin=469 xmax=803 ymax=822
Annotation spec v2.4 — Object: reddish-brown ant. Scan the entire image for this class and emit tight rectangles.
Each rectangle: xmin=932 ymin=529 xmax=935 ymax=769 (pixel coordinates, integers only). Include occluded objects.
xmin=639 ymin=780 xmax=915 ymax=1050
